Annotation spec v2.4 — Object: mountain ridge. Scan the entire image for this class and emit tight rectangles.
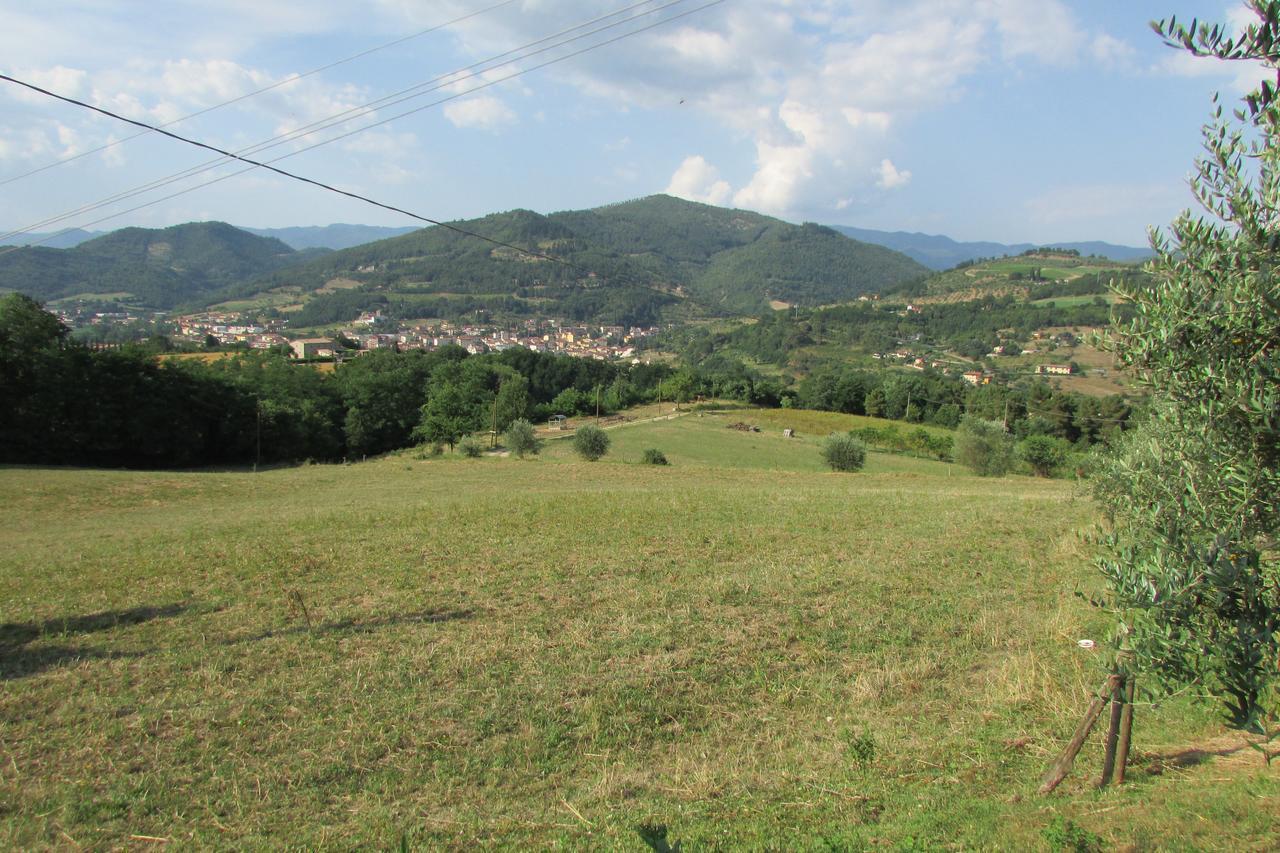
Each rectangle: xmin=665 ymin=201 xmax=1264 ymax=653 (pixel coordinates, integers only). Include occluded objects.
xmin=828 ymin=225 xmax=1151 ymax=270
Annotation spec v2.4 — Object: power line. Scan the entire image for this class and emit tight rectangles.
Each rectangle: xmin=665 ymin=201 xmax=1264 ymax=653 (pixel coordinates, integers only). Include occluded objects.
xmin=0 ymin=0 xmax=521 ymax=188
xmin=0 ymin=0 xmax=725 ymax=279
xmin=1 ymin=0 xmax=689 ymax=244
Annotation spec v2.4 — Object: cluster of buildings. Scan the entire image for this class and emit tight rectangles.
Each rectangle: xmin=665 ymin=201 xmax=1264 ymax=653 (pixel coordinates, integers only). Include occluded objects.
xmin=51 ymin=305 xmax=165 ymax=331
xmin=172 ymin=311 xmax=661 ymax=363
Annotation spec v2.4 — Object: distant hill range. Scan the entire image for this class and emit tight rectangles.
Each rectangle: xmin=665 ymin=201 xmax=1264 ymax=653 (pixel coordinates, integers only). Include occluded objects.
xmin=1 ymin=197 xmax=1150 ymax=323
xmin=225 ymin=195 xmax=930 ymax=325
xmin=0 ymin=222 xmax=310 ymax=309
xmin=240 ymin=224 xmax=420 ymax=250
xmin=2 ymin=223 xmax=419 ymax=252
xmin=827 ymin=226 xmax=1152 ymax=270
xmin=3 ymin=228 xmax=104 ymax=250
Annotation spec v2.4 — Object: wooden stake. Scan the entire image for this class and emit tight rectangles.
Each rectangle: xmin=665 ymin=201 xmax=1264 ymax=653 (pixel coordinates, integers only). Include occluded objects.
xmin=1038 ymin=675 xmax=1120 ymax=795
xmin=1115 ymin=675 xmax=1136 ymax=784
xmin=1098 ymin=674 xmax=1125 ymax=787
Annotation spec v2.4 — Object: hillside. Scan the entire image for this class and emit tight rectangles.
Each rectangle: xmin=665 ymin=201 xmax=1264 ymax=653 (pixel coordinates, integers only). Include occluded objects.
xmin=0 ymin=222 xmax=305 ymax=309
xmin=899 ymin=250 xmax=1148 ymax=301
xmin=2 ymin=415 xmax=1273 ymax=848
xmin=237 ymin=195 xmax=929 ymax=326
xmin=830 ymin=225 xmax=1152 ymax=270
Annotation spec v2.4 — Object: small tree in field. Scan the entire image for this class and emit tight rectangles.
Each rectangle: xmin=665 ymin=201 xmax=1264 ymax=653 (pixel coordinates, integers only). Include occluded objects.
xmin=954 ymin=417 xmax=1013 ymax=476
xmin=504 ymin=418 xmax=540 ymax=458
xmin=573 ymin=424 xmax=610 ymax=461
xmin=821 ymin=434 xmax=867 ymax=472
xmin=1092 ymin=3 xmax=1280 ymax=729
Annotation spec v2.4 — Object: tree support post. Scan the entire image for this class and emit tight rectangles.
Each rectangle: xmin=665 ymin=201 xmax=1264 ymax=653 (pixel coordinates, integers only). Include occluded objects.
xmin=1098 ymin=673 xmax=1125 ymax=787
xmin=1115 ymin=674 xmax=1136 ymax=785
xmin=1039 ymin=675 xmax=1120 ymax=795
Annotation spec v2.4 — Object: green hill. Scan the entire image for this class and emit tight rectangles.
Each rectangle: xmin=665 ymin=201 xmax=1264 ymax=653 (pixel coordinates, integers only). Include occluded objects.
xmin=896 ymin=250 xmax=1149 ymax=302
xmin=0 ymin=222 xmax=304 ymax=309
xmin=237 ymin=195 xmax=928 ymax=325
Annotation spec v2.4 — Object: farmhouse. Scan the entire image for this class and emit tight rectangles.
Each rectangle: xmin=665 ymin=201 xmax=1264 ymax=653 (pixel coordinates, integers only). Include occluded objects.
xmin=290 ymin=338 xmax=337 ymax=359
xmin=1036 ymin=363 xmax=1076 ymax=375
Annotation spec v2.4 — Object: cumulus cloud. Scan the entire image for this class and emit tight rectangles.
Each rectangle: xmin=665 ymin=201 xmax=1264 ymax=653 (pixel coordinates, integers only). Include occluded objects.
xmin=1091 ymin=33 xmax=1136 ymax=69
xmin=396 ymin=0 xmax=1088 ymax=219
xmin=876 ymin=159 xmax=911 ymax=189
xmin=665 ymin=155 xmax=731 ymax=206
xmin=443 ymin=95 xmax=517 ymax=130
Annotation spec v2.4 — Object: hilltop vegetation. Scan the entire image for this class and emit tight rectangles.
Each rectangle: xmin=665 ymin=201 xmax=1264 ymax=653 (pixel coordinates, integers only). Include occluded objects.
xmin=0 ymin=222 xmax=308 ymax=309
xmin=891 ymin=250 xmax=1150 ymax=302
xmin=243 ymin=195 xmax=928 ymax=325
xmin=830 ymin=225 xmax=1152 ymax=270
xmin=1 ymin=197 xmax=927 ymax=324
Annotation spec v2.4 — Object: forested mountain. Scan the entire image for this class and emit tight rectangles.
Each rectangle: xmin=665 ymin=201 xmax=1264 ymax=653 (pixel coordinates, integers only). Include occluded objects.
xmin=828 ymin=225 xmax=1151 ymax=270
xmin=1 ymin=197 xmax=928 ymax=321
xmin=239 ymin=195 xmax=929 ymax=325
xmin=241 ymin=223 xmax=419 ymax=250
xmin=0 ymin=222 xmax=306 ymax=308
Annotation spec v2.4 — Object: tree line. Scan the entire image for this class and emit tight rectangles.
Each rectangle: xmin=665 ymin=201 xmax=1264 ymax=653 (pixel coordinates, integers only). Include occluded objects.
xmin=0 ymin=294 xmax=686 ymax=468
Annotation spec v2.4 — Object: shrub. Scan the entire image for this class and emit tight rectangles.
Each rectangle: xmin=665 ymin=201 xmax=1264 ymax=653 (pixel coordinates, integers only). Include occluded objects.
xmin=1018 ymin=434 xmax=1070 ymax=477
xmin=641 ymin=448 xmax=668 ymax=465
xmin=413 ymin=442 xmax=444 ymax=459
xmin=954 ymin=417 xmax=1014 ymax=476
xmin=458 ymin=435 xmax=484 ymax=458
xmin=573 ymin=425 xmax=610 ymax=461
xmin=821 ymin=433 xmax=867 ymax=472
xmin=504 ymin=418 xmax=540 ymax=458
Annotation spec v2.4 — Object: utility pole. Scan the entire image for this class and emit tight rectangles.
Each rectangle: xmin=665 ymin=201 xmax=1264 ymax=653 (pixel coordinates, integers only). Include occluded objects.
xmin=490 ymin=392 xmax=500 ymax=448
xmin=595 ymin=385 xmax=601 ymax=425
xmin=254 ymin=396 xmax=261 ymax=473
xmin=1003 ymin=398 xmax=1010 ymax=431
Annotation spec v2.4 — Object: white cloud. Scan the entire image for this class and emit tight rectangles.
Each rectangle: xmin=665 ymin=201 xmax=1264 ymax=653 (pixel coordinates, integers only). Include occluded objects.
xmin=402 ymin=0 xmax=1086 ymax=219
xmin=443 ymin=95 xmax=517 ymax=130
xmin=665 ymin=155 xmax=731 ymax=206
xmin=1091 ymin=33 xmax=1136 ymax=69
xmin=876 ymin=159 xmax=911 ymax=189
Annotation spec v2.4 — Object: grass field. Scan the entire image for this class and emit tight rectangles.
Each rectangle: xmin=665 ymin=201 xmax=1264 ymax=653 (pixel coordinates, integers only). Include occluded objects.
xmin=2 ymin=416 xmax=1276 ymax=849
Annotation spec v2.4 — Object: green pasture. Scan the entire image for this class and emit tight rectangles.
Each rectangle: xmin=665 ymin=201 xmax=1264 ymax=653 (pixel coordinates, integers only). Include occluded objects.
xmin=1 ymin=417 xmax=1275 ymax=849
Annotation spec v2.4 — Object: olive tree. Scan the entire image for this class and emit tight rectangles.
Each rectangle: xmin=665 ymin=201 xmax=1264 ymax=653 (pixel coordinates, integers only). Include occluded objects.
xmin=573 ymin=424 xmax=610 ymax=461
xmin=1093 ymin=3 xmax=1280 ymax=729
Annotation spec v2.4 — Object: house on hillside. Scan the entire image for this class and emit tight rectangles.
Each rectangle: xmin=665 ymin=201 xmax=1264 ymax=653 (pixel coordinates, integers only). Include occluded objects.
xmin=1036 ymin=363 xmax=1076 ymax=376
xmin=290 ymin=338 xmax=337 ymax=359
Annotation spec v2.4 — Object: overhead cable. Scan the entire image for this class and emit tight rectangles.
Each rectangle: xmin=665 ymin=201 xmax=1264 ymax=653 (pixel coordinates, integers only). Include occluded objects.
xmin=0 ymin=0 xmax=725 ymax=271
xmin=0 ymin=0 xmax=521 ymax=187
xmin=1 ymin=0 xmax=695 ymax=244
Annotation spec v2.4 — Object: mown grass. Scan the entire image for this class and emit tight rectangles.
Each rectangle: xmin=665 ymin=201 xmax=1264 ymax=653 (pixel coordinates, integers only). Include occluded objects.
xmin=1 ymin=419 xmax=1275 ymax=849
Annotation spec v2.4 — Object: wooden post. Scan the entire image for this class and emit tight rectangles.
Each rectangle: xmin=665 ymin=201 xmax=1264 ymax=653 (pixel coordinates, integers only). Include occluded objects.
xmin=1038 ymin=675 xmax=1120 ymax=795
xmin=1115 ymin=675 xmax=1136 ymax=784
xmin=1098 ymin=674 xmax=1125 ymax=786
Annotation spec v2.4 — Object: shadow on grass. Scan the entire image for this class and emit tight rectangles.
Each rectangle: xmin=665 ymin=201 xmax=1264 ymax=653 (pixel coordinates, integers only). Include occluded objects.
xmin=1141 ymin=741 xmax=1257 ymax=772
xmin=0 ymin=603 xmax=191 ymax=680
xmin=223 ymin=607 xmax=477 ymax=644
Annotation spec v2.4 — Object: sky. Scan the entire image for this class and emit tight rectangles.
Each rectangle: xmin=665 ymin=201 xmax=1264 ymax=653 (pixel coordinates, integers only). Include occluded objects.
xmin=0 ymin=1 xmax=1269 ymax=247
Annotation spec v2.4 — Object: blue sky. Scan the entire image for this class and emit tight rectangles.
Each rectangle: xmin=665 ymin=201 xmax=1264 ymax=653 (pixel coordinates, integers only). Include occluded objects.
xmin=0 ymin=1 xmax=1268 ymax=246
